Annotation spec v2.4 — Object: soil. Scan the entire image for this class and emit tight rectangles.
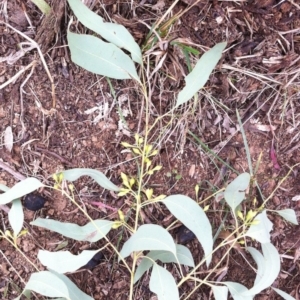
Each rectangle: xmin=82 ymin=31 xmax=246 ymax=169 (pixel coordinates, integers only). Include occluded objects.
xmin=1 ymin=0 xmax=300 ymax=299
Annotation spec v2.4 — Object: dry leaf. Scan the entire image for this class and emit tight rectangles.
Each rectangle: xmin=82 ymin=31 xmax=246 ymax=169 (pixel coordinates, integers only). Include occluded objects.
xmin=152 ymin=0 xmax=165 ymax=10
xmin=4 ymin=126 xmax=13 ymax=152
xmin=189 ymin=164 xmax=196 ymax=177
xmin=292 ymin=195 xmax=300 ymax=201
xmin=253 ymin=124 xmax=277 ymax=132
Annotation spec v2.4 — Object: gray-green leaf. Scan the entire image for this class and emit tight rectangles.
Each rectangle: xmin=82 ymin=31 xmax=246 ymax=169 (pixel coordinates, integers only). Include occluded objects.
xmin=25 ymin=271 xmax=69 ymax=299
xmin=224 ymin=173 xmax=250 ymax=212
xmin=223 ymin=282 xmax=253 ymax=300
xmin=245 ymin=210 xmax=273 ymax=243
xmin=38 ymin=250 xmax=100 ymax=273
xmin=212 ymin=286 xmax=228 ymax=300
xmin=67 ymin=0 xmax=142 ymax=64
xmin=176 ymin=42 xmax=227 ymax=107
xmin=119 ymin=224 xmax=176 ymax=260
xmin=272 ymin=288 xmax=295 ymax=300
xmin=150 ymin=264 xmax=179 ymax=300
xmin=31 ymin=218 xmax=113 ymax=242
xmin=61 ymin=168 xmax=120 ymax=192
xmin=161 ymin=195 xmax=213 ymax=266
xmin=134 ymin=244 xmax=194 ymax=283
xmin=9 ymin=199 xmax=24 ymax=237
xmin=274 ymin=209 xmax=298 ymax=225
xmin=51 ymin=271 xmax=93 ymax=300
xmin=242 ymin=243 xmax=280 ymax=296
xmin=0 ymin=178 xmax=44 ymax=205
xmin=68 ymin=31 xmax=140 ymax=82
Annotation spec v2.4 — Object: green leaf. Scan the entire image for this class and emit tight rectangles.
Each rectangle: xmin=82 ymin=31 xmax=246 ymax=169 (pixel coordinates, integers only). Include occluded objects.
xmin=134 ymin=244 xmax=195 ymax=284
xmin=176 ymin=42 xmax=227 ymax=107
xmin=274 ymin=209 xmax=298 ymax=225
xmin=272 ymin=288 xmax=295 ymax=300
xmin=31 ymin=218 xmax=113 ymax=242
xmin=0 ymin=178 xmax=44 ymax=205
xmin=212 ymin=286 xmax=228 ymax=300
xmin=224 ymin=173 xmax=251 ymax=212
xmin=161 ymin=195 xmax=213 ymax=266
xmin=30 ymin=0 xmax=51 ymax=15
xmin=245 ymin=210 xmax=273 ymax=243
xmin=149 ymin=264 xmax=179 ymax=300
xmin=68 ymin=31 xmax=140 ymax=82
xmin=51 ymin=271 xmax=93 ymax=300
xmin=67 ymin=0 xmax=142 ymax=64
xmin=119 ymin=224 xmax=176 ymax=260
xmin=0 ymin=184 xmax=9 ymax=192
xmin=38 ymin=250 xmax=100 ymax=273
xmin=223 ymin=282 xmax=253 ymax=300
xmin=242 ymin=243 xmax=280 ymax=296
xmin=25 ymin=271 xmax=69 ymax=298
xmin=61 ymin=168 xmax=120 ymax=192
xmin=9 ymin=199 xmax=24 ymax=237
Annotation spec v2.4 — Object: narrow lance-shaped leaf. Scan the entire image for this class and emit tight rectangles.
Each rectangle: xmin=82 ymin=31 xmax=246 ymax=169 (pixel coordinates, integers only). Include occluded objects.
xmin=119 ymin=224 xmax=176 ymax=260
xmin=38 ymin=250 xmax=101 ymax=273
xmin=212 ymin=286 xmax=228 ymax=300
xmin=245 ymin=210 xmax=273 ymax=244
xmin=60 ymin=168 xmax=120 ymax=192
xmin=68 ymin=31 xmax=140 ymax=82
xmin=0 ymin=178 xmax=44 ymax=205
xmin=67 ymin=0 xmax=142 ymax=64
xmin=274 ymin=209 xmax=298 ymax=225
xmin=0 ymin=184 xmax=9 ymax=192
xmin=150 ymin=263 xmax=179 ymax=300
xmin=134 ymin=244 xmax=195 ymax=284
xmin=24 ymin=271 xmax=69 ymax=299
xmin=176 ymin=42 xmax=227 ymax=107
xmin=272 ymin=288 xmax=296 ymax=300
xmin=161 ymin=195 xmax=213 ymax=266
xmin=241 ymin=243 xmax=280 ymax=296
xmin=9 ymin=199 xmax=24 ymax=237
xmin=223 ymin=282 xmax=253 ymax=300
xmin=31 ymin=218 xmax=113 ymax=242
xmin=51 ymin=271 xmax=93 ymax=300
xmin=224 ymin=173 xmax=250 ymax=212
xmin=30 ymin=0 xmax=51 ymax=15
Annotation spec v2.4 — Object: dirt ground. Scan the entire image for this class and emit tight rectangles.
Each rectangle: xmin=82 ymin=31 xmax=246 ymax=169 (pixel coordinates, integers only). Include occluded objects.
xmin=0 ymin=0 xmax=300 ymax=299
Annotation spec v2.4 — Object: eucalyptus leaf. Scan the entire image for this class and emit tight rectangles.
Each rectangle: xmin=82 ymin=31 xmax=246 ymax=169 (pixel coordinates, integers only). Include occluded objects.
xmin=272 ymin=288 xmax=295 ymax=300
xmin=38 ymin=250 xmax=100 ymax=273
xmin=30 ymin=0 xmax=51 ymax=15
xmin=223 ymin=282 xmax=253 ymax=300
xmin=245 ymin=210 xmax=273 ymax=243
xmin=224 ymin=173 xmax=250 ymax=212
xmin=60 ymin=168 xmax=120 ymax=192
xmin=8 ymin=199 xmax=24 ymax=237
xmin=50 ymin=271 xmax=93 ymax=300
xmin=25 ymin=271 xmax=69 ymax=299
xmin=212 ymin=286 xmax=228 ymax=300
xmin=67 ymin=0 xmax=142 ymax=64
xmin=0 ymin=184 xmax=9 ymax=192
xmin=161 ymin=195 xmax=213 ymax=266
xmin=242 ymin=243 xmax=280 ymax=296
xmin=31 ymin=218 xmax=113 ymax=242
xmin=149 ymin=264 xmax=179 ymax=300
xmin=274 ymin=209 xmax=298 ymax=225
xmin=134 ymin=244 xmax=194 ymax=283
xmin=0 ymin=178 xmax=44 ymax=205
xmin=119 ymin=224 xmax=176 ymax=260
xmin=176 ymin=42 xmax=227 ymax=107
xmin=68 ymin=31 xmax=140 ymax=82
